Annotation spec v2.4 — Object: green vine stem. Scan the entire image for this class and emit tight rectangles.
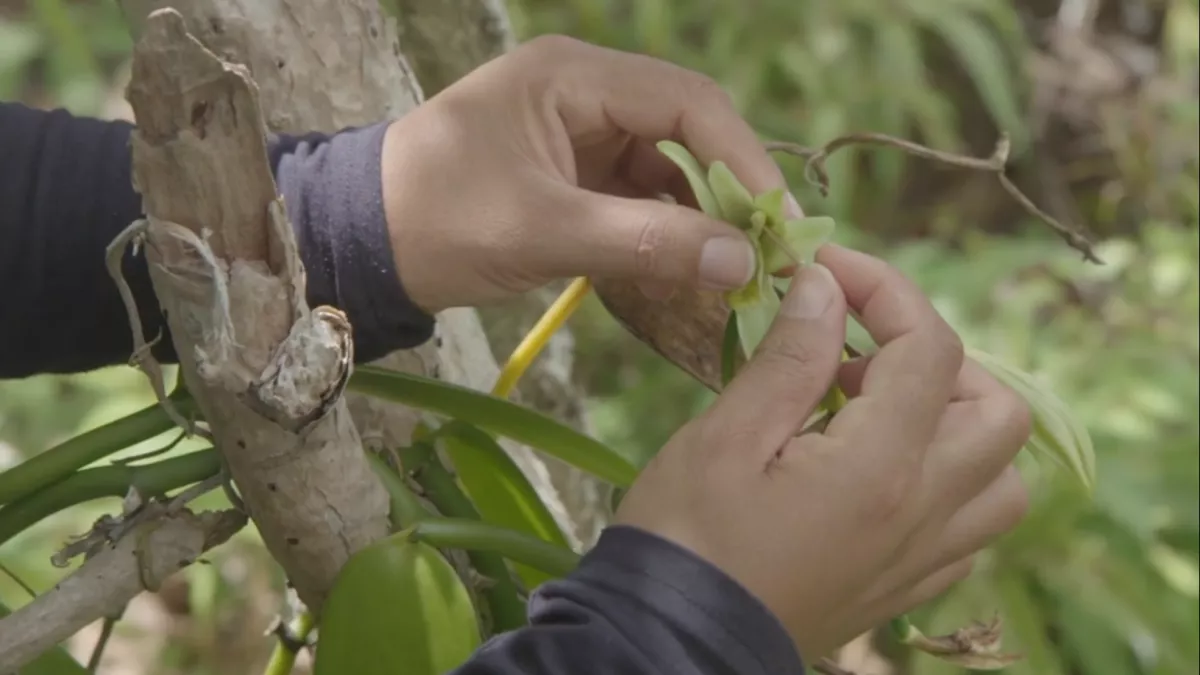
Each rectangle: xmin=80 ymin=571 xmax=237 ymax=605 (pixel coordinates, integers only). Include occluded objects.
xmin=400 ymin=517 xmax=581 ymax=580
xmin=0 ymin=448 xmax=219 ymax=548
xmin=0 ymin=393 xmax=194 ymax=507
xmin=397 ymin=441 xmax=530 ymax=633
xmin=366 ymin=452 xmax=433 ymax=528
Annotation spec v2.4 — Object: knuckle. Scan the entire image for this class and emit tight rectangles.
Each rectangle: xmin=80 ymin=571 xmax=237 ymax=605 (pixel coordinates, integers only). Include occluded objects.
xmin=859 ymin=470 xmax=917 ymax=523
xmin=683 ymin=71 xmax=735 ymax=108
xmin=950 ymin=555 xmax=977 ymax=583
xmin=520 ymin=34 xmax=587 ymax=59
xmin=754 ymin=338 xmax=825 ymax=375
xmin=998 ymin=467 xmax=1031 ymax=530
xmin=634 ymin=214 xmax=673 ymax=278
xmin=934 ymin=325 xmax=966 ymax=368
xmin=993 ymin=385 xmax=1034 ymax=445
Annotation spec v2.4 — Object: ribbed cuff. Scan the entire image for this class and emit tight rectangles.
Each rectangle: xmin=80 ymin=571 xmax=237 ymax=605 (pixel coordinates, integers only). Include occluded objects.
xmin=274 ymin=121 xmax=436 ymax=363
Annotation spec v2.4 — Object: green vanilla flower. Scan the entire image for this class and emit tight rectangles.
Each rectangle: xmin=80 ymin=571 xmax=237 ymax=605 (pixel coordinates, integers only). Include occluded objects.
xmin=657 ymin=140 xmax=835 ymax=358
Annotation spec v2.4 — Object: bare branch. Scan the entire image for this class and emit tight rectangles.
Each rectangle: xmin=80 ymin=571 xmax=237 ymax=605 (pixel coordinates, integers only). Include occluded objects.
xmin=0 ymin=508 xmax=245 ymax=674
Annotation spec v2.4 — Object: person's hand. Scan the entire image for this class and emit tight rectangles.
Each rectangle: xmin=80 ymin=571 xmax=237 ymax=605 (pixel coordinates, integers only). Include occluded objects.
xmin=613 ymin=244 xmax=1033 ymax=662
xmin=379 ymin=35 xmax=800 ymax=314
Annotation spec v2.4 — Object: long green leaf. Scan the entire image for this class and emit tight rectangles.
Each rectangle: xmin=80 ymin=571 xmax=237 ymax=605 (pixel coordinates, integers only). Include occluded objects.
xmin=918 ymin=10 xmax=1027 ymax=151
xmin=969 ymin=348 xmax=1096 ymax=494
xmin=0 ymin=396 xmax=192 ymax=506
xmin=438 ymin=422 xmax=571 ymax=589
xmin=347 ymin=368 xmax=639 ymax=487
xmin=0 ymin=600 xmax=89 ymax=675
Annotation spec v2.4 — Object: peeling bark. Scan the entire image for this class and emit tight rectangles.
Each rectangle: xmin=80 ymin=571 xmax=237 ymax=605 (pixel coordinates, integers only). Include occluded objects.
xmin=118 ymin=9 xmax=389 ymax=612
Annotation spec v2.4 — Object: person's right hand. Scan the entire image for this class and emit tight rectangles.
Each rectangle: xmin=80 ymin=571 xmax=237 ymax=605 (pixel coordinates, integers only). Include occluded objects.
xmin=614 ymin=243 xmax=1033 ymax=663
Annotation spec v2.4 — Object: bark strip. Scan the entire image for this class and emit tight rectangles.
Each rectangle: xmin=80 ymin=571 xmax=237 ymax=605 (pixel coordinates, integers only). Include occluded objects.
xmin=122 ymin=9 xmax=389 ymax=612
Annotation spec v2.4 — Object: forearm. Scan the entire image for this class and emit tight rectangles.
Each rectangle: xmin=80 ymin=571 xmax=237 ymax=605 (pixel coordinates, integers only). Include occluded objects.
xmin=453 ymin=526 xmax=805 ymax=675
xmin=0 ymin=102 xmax=433 ymax=379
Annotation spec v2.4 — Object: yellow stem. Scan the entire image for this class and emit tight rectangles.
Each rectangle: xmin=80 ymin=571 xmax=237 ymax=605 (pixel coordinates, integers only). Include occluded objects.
xmin=491 ymin=277 xmax=593 ymax=398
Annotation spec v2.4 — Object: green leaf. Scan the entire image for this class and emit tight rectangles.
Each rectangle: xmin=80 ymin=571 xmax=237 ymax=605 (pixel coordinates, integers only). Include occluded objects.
xmin=314 ymin=532 xmax=481 ymax=675
xmin=752 ymin=188 xmax=788 ymax=225
xmin=0 ymin=600 xmax=89 ymax=674
xmin=655 ymin=140 xmax=721 ymax=217
xmin=969 ymin=347 xmax=1097 ymax=494
xmin=383 ymin=442 xmax=529 ymax=633
xmin=347 ymin=368 xmax=639 ymax=486
xmin=438 ymin=422 xmax=571 ymax=588
xmin=762 ymin=216 xmax=836 ymax=273
xmin=918 ymin=10 xmax=1027 ymax=151
xmin=735 ymin=287 xmax=781 ymax=358
xmin=707 ymin=160 xmax=757 ymax=226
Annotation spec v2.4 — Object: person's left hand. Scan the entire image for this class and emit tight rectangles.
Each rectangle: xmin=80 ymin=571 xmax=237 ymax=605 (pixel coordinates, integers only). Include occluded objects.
xmin=380 ymin=35 xmax=804 ymax=314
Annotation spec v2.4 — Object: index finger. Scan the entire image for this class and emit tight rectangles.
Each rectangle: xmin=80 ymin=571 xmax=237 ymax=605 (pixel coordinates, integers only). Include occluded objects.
xmin=817 ymin=244 xmax=964 ymax=453
xmin=522 ymin=36 xmax=799 ymax=212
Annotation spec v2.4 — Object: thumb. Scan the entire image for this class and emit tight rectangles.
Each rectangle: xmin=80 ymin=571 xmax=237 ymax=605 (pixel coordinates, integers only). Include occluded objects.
xmin=713 ymin=262 xmax=848 ymax=454
xmin=540 ymin=186 xmax=757 ymax=290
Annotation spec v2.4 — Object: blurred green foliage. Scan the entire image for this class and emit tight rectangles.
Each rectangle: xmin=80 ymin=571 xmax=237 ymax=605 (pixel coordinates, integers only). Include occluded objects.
xmin=1 ymin=1 xmax=1197 ymax=674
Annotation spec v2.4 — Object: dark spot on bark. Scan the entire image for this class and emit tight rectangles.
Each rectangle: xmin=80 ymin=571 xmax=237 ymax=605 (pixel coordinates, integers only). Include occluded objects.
xmin=209 ymin=17 xmax=223 ymax=34
xmin=276 ymin=58 xmax=286 ymax=69
xmin=287 ymin=537 xmax=300 ymax=545
xmin=393 ymin=41 xmax=401 ymax=57
xmin=370 ymin=25 xmax=378 ymax=38
xmin=190 ymin=101 xmax=208 ymax=138
xmin=237 ymin=439 xmax=246 ymax=449
xmin=268 ymin=482 xmax=278 ymax=492
xmin=435 ymin=335 xmax=444 ymax=348
xmin=431 ymin=364 xmax=440 ymax=379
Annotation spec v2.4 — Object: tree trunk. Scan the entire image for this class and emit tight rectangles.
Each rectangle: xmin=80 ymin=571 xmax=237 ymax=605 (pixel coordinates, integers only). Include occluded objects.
xmin=121 ymin=0 xmax=604 ymax=558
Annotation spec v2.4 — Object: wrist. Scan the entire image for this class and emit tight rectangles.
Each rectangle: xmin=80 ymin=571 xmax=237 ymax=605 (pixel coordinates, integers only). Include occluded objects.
xmin=380 ymin=116 xmax=441 ymax=317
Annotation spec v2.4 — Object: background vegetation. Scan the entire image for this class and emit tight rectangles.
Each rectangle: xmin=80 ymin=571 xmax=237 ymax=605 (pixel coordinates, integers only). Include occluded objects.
xmin=1 ymin=0 xmax=1196 ymax=673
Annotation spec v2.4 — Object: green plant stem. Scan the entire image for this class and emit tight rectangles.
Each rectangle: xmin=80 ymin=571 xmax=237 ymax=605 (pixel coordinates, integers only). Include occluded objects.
xmin=0 ymin=448 xmax=220 ymax=548
xmin=0 ymin=395 xmax=194 ymax=506
xmin=402 ymin=517 xmax=581 ymax=580
xmin=365 ymin=452 xmax=432 ymax=528
xmin=399 ymin=442 xmax=529 ymax=633
xmin=261 ymin=610 xmax=315 ymax=675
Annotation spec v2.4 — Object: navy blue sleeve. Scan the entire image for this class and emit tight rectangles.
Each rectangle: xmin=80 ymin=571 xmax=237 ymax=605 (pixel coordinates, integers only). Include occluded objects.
xmin=454 ymin=526 xmax=805 ymax=675
xmin=0 ymin=101 xmax=434 ymax=380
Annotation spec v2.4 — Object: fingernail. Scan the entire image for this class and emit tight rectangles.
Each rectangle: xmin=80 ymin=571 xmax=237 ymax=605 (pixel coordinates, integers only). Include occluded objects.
xmin=699 ymin=237 xmax=756 ymax=289
xmin=785 ymin=192 xmax=805 ymax=219
xmin=782 ymin=263 xmax=834 ymax=318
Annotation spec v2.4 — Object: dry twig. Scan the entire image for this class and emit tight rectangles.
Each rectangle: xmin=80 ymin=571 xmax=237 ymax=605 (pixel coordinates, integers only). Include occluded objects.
xmin=765 ymin=133 xmax=1103 ymax=264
